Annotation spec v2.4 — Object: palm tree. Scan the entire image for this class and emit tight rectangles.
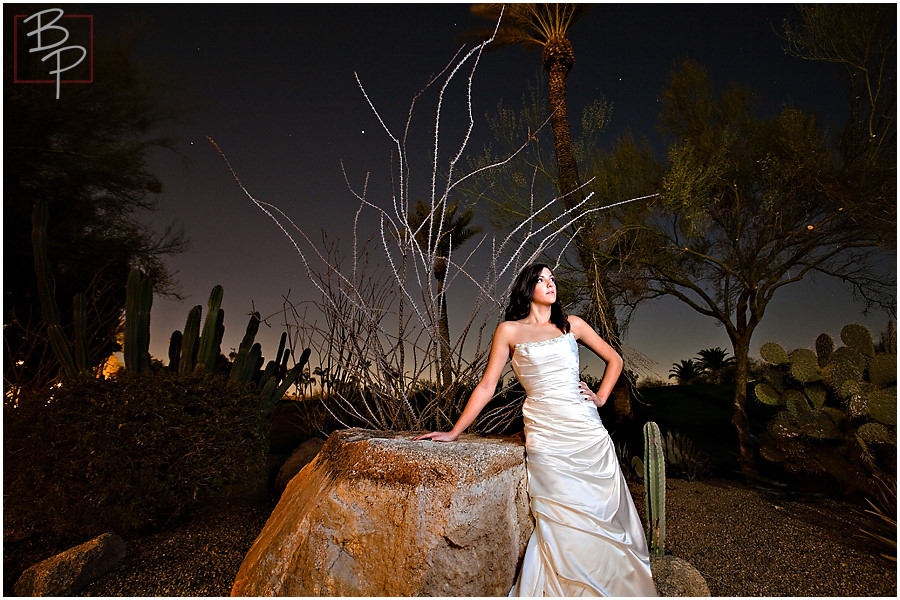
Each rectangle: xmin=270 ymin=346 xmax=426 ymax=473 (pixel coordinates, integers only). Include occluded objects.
xmin=468 ymin=5 xmax=624 ymax=350
xmin=668 ymin=359 xmax=704 ymax=386
xmin=408 ymin=199 xmax=481 ymax=387
xmin=696 ymin=347 xmax=735 ymax=385
xmin=469 ymin=4 xmax=590 ymax=208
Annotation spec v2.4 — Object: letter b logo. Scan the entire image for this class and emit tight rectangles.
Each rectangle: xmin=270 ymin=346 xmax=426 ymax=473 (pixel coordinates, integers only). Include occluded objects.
xmin=14 ymin=8 xmax=93 ymax=99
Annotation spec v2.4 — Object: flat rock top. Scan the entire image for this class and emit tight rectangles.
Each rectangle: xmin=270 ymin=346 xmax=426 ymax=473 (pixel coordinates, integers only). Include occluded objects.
xmin=318 ymin=428 xmax=526 ymax=487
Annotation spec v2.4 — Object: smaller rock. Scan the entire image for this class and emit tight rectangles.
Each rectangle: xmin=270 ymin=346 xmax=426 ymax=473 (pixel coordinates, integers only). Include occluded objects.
xmin=651 ymin=554 xmax=710 ymax=597
xmin=14 ymin=532 xmax=127 ymax=597
xmin=273 ymin=437 xmax=326 ymax=493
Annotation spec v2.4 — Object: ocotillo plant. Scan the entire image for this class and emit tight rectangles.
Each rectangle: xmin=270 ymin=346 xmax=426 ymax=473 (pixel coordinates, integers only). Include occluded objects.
xmin=643 ymin=420 xmax=666 ymax=555
xmin=124 ymin=269 xmax=153 ymax=373
xmin=207 ymin=23 xmax=653 ymax=433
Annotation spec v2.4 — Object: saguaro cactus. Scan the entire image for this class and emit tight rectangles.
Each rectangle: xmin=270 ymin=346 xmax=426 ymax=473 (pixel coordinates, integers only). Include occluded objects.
xmin=124 ymin=269 xmax=153 ymax=373
xmin=643 ymin=420 xmax=666 ymax=555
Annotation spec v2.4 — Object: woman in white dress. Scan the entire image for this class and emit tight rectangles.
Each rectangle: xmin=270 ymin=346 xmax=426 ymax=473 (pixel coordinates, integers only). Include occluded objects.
xmin=416 ymin=263 xmax=658 ymax=597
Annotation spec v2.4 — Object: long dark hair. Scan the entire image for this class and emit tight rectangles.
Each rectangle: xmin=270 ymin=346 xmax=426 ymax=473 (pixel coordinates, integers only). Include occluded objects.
xmin=503 ymin=263 xmax=570 ymax=333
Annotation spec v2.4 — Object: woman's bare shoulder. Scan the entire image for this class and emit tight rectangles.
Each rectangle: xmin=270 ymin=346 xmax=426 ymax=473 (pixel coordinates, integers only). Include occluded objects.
xmin=495 ymin=320 xmax=519 ymax=337
xmin=567 ymin=315 xmax=589 ymax=332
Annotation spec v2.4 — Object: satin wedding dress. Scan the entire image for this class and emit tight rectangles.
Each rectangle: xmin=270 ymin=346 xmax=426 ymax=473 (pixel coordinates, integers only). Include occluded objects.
xmin=508 ymin=332 xmax=657 ymax=597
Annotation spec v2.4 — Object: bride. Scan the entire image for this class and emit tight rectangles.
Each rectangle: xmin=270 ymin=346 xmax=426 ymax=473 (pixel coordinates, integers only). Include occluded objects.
xmin=416 ymin=263 xmax=658 ymax=597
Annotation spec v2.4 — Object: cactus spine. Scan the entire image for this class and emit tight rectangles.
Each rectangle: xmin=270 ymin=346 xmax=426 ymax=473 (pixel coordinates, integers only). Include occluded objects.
xmin=124 ymin=269 xmax=153 ymax=372
xmin=643 ymin=420 xmax=666 ymax=556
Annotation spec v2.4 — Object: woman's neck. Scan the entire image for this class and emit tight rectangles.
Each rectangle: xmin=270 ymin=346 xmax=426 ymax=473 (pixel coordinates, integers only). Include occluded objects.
xmin=525 ymin=304 xmax=553 ymax=325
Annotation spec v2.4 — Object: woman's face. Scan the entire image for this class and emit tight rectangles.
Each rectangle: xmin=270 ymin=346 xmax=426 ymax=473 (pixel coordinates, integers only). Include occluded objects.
xmin=532 ymin=267 xmax=557 ymax=306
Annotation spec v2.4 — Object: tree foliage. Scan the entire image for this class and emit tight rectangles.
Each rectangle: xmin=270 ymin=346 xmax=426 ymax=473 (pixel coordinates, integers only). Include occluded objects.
xmin=4 ymin=24 xmax=188 ymax=394
xmin=603 ymin=57 xmax=894 ymax=474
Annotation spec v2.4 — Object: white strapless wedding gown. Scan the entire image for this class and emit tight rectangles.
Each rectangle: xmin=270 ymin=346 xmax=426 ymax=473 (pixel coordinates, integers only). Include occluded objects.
xmin=508 ymin=333 xmax=658 ymax=597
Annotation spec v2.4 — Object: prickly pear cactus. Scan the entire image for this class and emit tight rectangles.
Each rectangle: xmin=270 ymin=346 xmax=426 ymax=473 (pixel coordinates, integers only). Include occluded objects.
xmin=754 ymin=323 xmax=896 ymax=495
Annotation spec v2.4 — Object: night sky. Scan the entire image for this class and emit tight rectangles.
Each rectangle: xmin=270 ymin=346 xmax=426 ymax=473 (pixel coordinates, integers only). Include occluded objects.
xmin=39 ymin=3 xmax=896 ymax=380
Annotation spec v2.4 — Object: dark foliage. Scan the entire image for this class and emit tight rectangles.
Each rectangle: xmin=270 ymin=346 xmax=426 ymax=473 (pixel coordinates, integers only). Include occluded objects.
xmin=3 ymin=371 xmax=268 ymax=540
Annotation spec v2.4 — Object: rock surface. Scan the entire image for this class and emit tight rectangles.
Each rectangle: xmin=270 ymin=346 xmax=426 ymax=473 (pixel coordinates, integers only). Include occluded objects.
xmin=650 ymin=554 xmax=711 ymax=596
xmin=273 ymin=437 xmax=325 ymax=494
xmin=230 ymin=428 xmax=532 ymax=596
xmin=14 ymin=532 xmax=126 ymax=597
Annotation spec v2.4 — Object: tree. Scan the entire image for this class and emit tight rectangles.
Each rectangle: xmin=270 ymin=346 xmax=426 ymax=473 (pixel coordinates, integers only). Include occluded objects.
xmin=781 ymin=4 xmax=896 ymax=209
xmin=407 ymin=199 xmax=481 ymax=387
xmin=668 ymin=359 xmax=703 ymax=386
xmin=4 ymin=24 xmax=187 ymax=395
xmin=607 ymin=58 xmax=894 ymax=476
xmin=695 ymin=347 xmax=735 ymax=385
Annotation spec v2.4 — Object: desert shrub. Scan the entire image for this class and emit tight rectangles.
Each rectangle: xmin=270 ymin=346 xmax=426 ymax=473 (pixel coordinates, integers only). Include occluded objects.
xmin=663 ymin=430 xmax=711 ymax=482
xmin=4 ymin=371 xmax=268 ymax=538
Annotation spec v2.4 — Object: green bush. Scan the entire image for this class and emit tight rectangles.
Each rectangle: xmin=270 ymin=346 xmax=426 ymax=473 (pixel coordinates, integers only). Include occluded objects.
xmin=4 ymin=371 xmax=269 ymax=538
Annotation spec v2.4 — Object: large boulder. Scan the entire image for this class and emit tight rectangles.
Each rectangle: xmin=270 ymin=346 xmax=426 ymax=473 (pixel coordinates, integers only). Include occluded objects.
xmin=14 ymin=532 xmax=126 ymax=596
xmin=231 ymin=428 xmax=532 ymax=596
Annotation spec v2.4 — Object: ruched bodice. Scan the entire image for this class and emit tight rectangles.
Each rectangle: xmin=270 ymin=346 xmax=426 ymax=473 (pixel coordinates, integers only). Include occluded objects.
xmin=508 ymin=332 xmax=658 ymax=597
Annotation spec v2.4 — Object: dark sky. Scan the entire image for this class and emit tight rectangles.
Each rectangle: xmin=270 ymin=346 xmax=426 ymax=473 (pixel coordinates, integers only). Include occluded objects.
xmin=41 ymin=2 xmax=896 ymax=379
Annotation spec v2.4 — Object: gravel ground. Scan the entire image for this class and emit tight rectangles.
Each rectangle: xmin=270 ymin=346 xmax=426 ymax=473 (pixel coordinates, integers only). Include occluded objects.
xmin=9 ymin=478 xmax=896 ymax=597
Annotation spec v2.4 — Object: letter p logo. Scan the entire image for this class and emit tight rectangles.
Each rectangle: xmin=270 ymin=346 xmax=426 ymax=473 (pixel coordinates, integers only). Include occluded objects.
xmin=14 ymin=8 xmax=93 ymax=99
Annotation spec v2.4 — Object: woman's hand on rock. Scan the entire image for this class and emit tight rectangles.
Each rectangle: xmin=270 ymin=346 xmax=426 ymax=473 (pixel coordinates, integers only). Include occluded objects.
xmin=413 ymin=431 xmax=459 ymax=442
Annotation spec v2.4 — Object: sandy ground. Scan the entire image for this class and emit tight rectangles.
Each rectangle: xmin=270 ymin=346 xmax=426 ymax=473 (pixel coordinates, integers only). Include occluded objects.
xmin=58 ymin=477 xmax=897 ymax=597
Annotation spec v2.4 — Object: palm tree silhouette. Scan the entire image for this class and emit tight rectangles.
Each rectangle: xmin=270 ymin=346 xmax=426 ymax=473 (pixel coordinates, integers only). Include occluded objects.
xmin=696 ymin=347 xmax=735 ymax=385
xmin=668 ymin=359 xmax=704 ymax=386
xmin=408 ymin=199 xmax=481 ymax=387
xmin=468 ymin=3 xmax=590 ymax=207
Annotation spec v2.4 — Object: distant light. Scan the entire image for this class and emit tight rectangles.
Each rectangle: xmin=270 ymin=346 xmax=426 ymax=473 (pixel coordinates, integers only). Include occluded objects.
xmin=361 ymin=130 xmax=366 ymax=134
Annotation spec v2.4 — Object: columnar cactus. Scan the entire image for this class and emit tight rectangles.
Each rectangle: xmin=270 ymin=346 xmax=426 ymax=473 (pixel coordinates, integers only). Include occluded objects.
xmin=124 ymin=269 xmax=153 ymax=373
xmin=195 ymin=285 xmax=224 ymax=372
xmin=31 ymin=199 xmax=82 ymax=379
xmin=178 ymin=306 xmax=202 ymax=373
xmin=230 ymin=312 xmax=262 ymax=383
xmin=643 ymin=420 xmax=666 ymax=556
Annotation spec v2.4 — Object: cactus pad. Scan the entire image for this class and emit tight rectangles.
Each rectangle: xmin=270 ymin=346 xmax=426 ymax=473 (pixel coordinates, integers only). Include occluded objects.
xmin=760 ymin=342 xmax=789 ymax=365
xmin=867 ymin=388 xmax=897 ymax=426
xmin=868 ymin=354 xmax=897 ymax=387
xmin=815 ymin=333 xmax=834 ymax=367
xmin=789 ymin=349 xmax=820 ymax=383
xmin=754 ymin=383 xmax=781 ymax=406
xmin=841 ymin=324 xmax=875 ymax=357
xmin=856 ymin=422 xmax=895 ymax=445
xmin=803 ymin=384 xmax=827 ymax=409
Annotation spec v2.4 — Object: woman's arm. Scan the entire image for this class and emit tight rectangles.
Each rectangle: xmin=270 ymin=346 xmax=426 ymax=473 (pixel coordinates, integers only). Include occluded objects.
xmin=569 ymin=315 xmax=624 ymax=407
xmin=414 ymin=323 xmax=513 ymax=442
